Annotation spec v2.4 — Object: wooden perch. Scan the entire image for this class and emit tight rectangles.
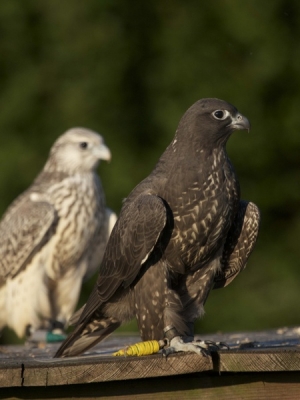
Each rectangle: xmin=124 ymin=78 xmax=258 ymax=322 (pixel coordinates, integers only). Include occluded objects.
xmin=0 ymin=327 xmax=300 ymax=399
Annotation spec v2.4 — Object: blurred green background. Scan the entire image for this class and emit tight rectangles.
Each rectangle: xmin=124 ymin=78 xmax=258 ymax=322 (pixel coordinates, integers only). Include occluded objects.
xmin=0 ymin=0 xmax=300 ymax=343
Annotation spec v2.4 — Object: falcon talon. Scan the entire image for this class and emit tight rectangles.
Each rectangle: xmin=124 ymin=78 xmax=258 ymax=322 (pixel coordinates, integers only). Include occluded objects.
xmin=164 ymin=336 xmax=211 ymax=356
xmin=198 ymin=348 xmax=210 ymax=358
xmin=200 ymin=340 xmax=230 ymax=351
xmin=162 ymin=348 xmax=168 ymax=358
xmin=199 ymin=340 xmax=223 ymax=352
xmin=161 ymin=341 xmax=210 ymax=357
xmin=217 ymin=341 xmax=230 ymax=350
xmin=26 ymin=329 xmax=66 ymax=343
xmin=195 ymin=339 xmax=209 ymax=347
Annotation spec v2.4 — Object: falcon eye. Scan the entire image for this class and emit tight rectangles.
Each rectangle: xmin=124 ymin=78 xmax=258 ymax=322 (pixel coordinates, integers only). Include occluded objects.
xmin=79 ymin=142 xmax=88 ymax=149
xmin=212 ymin=110 xmax=230 ymax=120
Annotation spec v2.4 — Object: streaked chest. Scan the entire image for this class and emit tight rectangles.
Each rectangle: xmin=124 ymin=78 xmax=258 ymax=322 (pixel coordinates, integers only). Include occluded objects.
xmin=48 ymin=174 xmax=105 ymax=263
xmin=165 ymin=150 xmax=239 ymax=268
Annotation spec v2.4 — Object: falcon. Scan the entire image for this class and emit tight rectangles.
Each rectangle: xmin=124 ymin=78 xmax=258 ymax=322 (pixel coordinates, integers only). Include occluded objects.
xmin=55 ymin=98 xmax=260 ymax=357
xmin=0 ymin=128 xmax=116 ymax=340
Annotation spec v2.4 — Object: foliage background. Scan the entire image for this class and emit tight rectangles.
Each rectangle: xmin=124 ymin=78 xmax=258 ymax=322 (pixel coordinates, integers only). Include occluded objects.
xmin=0 ymin=0 xmax=299 ymax=343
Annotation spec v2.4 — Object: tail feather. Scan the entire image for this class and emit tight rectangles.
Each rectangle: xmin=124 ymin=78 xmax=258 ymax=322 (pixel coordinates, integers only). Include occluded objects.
xmin=68 ymin=305 xmax=84 ymax=326
xmin=54 ymin=318 xmax=120 ymax=358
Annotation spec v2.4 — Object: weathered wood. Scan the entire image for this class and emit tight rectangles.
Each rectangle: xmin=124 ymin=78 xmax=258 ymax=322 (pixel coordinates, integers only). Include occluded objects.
xmin=0 ymin=327 xmax=300 ymax=389
xmin=24 ymin=352 xmax=212 ymax=386
xmin=0 ymin=364 xmax=22 ymax=388
xmin=1 ymin=372 xmax=300 ymax=399
xmin=219 ymin=348 xmax=300 ymax=372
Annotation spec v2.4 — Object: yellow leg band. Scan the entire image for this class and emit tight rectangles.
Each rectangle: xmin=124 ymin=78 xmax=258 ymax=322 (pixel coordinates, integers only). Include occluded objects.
xmin=113 ymin=340 xmax=161 ymax=356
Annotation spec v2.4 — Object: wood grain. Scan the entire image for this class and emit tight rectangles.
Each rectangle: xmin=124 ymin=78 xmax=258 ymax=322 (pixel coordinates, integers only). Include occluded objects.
xmin=220 ymin=348 xmax=300 ymax=372
xmin=1 ymin=372 xmax=300 ymax=399
xmin=0 ymin=327 xmax=300 ymax=388
xmin=24 ymin=352 xmax=212 ymax=386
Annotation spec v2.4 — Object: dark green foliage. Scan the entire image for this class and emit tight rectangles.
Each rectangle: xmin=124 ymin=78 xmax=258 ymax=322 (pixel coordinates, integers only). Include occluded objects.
xmin=0 ymin=0 xmax=300 ymax=343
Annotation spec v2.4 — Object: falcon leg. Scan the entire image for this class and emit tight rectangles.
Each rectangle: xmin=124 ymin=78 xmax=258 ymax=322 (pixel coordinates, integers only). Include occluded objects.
xmin=26 ymin=325 xmax=67 ymax=343
xmin=134 ymin=262 xmax=185 ymax=341
xmin=46 ymin=266 xmax=85 ymax=340
xmin=162 ymin=325 xmax=225 ymax=356
xmin=163 ymin=258 xmax=228 ymax=356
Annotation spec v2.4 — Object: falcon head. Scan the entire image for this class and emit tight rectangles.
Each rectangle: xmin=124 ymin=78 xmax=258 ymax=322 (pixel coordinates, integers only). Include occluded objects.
xmin=178 ymin=98 xmax=250 ymax=147
xmin=48 ymin=128 xmax=111 ymax=174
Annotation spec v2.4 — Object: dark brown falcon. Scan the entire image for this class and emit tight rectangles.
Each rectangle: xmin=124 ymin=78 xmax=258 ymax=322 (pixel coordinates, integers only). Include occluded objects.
xmin=55 ymin=98 xmax=260 ymax=357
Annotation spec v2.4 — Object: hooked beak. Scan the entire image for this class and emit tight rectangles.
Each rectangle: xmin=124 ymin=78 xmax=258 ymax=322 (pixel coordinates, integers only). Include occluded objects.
xmin=228 ymin=113 xmax=251 ymax=132
xmin=94 ymin=143 xmax=111 ymax=162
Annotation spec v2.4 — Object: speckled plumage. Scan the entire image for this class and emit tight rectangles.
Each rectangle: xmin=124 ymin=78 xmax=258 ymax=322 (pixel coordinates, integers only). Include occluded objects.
xmin=55 ymin=99 xmax=260 ymax=358
xmin=0 ymin=128 xmax=116 ymax=338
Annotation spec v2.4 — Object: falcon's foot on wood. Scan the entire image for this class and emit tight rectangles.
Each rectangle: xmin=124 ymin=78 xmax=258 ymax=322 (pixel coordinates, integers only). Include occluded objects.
xmin=163 ymin=336 xmax=228 ymax=357
xmin=26 ymin=322 xmax=67 ymax=343
xmin=27 ymin=329 xmax=67 ymax=343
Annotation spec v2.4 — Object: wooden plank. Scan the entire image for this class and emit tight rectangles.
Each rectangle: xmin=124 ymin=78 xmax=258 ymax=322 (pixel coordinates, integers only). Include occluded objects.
xmin=219 ymin=348 xmax=300 ymax=373
xmin=0 ymin=359 xmax=23 ymax=388
xmin=1 ymin=372 xmax=300 ymax=399
xmin=8 ymin=346 xmax=300 ymax=387
xmin=23 ymin=352 xmax=213 ymax=386
xmin=0 ymin=327 xmax=300 ymax=387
